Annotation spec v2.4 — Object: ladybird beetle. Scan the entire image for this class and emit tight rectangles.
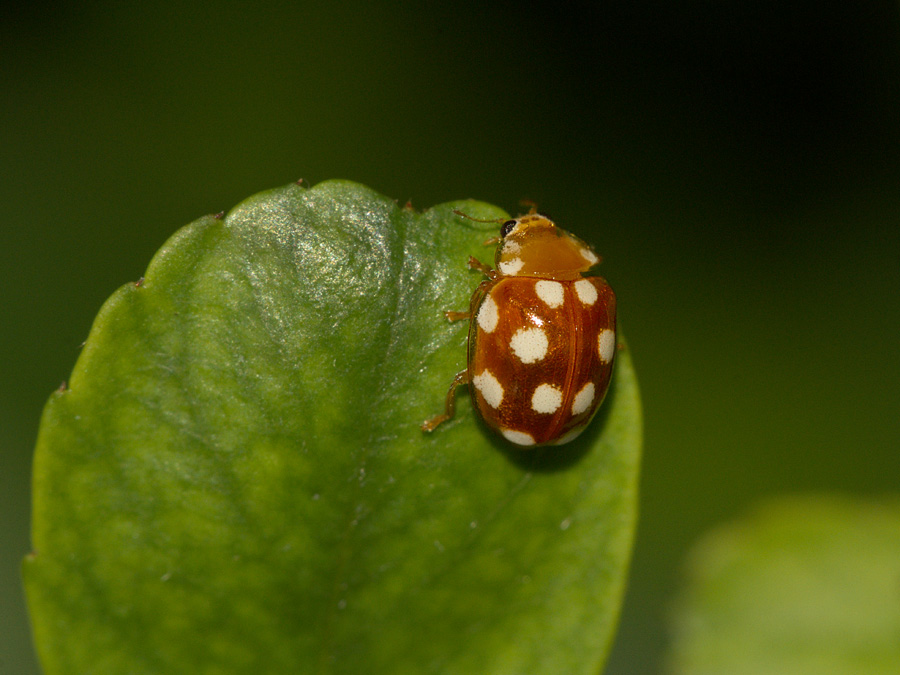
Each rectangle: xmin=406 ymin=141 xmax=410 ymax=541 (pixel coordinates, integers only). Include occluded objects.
xmin=422 ymin=212 xmax=617 ymax=447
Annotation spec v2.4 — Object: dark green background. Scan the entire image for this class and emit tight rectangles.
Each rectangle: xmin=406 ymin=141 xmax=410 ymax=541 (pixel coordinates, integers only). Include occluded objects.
xmin=3 ymin=2 xmax=899 ymax=673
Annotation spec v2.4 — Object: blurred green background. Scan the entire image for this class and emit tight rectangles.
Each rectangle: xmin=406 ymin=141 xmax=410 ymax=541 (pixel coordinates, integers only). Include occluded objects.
xmin=3 ymin=1 xmax=899 ymax=673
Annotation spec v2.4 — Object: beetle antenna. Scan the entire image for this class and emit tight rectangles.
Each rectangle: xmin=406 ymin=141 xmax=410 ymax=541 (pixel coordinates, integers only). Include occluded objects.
xmin=452 ymin=209 xmax=506 ymax=224
xmin=518 ymin=198 xmax=539 ymax=214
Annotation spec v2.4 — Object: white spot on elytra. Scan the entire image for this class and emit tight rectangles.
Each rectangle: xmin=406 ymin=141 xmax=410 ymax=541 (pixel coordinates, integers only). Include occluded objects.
xmin=598 ymin=328 xmax=616 ymax=363
xmin=572 ymin=382 xmax=595 ymax=415
xmin=580 ymin=247 xmax=599 ymax=265
xmin=510 ymin=327 xmax=549 ymax=364
xmin=531 ymin=383 xmax=563 ymax=414
xmin=535 ymin=280 xmax=565 ymax=308
xmin=499 ymin=258 xmax=524 ymax=275
xmin=476 ymin=295 xmax=499 ymax=333
xmin=472 ymin=370 xmax=504 ymax=409
xmin=502 ymin=429 xmax=536 ymax=446
xmin=574 ymin=279 xmax=598 ymax=305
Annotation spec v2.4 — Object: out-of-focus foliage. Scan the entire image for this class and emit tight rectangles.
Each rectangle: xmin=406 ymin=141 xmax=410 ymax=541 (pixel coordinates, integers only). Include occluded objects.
xmin=668 ymin=496 xmax=900 ymax=675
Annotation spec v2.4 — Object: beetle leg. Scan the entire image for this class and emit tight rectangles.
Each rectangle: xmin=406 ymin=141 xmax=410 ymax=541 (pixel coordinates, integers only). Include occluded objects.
xmin=421 ymin=370 xmax=469 ymax=432
xmin=481 ymin=236 xmax=500 ymax=246
xmin=467 ymin=256 xmax=497 ymax=279
xmin=444 ymin=310 xmax=470 ymax=322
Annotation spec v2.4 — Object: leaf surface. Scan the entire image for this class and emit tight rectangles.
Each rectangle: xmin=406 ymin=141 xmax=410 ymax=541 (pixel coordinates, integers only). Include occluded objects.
xmin=25 ymin=180 xmax=642 ymax=674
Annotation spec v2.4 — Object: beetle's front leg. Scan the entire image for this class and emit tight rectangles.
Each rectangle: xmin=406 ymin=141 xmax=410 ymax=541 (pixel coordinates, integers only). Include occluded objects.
xmin=467 ymin=256 xmax=498 ymax=279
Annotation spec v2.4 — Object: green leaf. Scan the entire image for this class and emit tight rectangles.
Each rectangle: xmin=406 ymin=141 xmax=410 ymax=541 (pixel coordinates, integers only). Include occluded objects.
xmin=667 ymin=495 xmax=900 ymax=675
xmin=25 ymin=180 xmax=642 ymax=674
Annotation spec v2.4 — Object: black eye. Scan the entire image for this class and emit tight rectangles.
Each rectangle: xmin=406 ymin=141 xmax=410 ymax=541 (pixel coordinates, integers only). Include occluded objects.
xmin=500 ymin=219 xmax=517 ymax=238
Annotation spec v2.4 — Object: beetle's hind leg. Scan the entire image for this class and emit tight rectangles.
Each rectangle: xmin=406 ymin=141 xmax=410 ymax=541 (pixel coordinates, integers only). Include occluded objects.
xmin=422 ymin=370 xmax=470 ymax=432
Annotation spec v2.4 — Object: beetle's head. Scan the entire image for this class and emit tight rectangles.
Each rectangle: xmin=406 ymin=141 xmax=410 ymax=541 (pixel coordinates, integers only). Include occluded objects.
xmin=496 ymin=214 xmax=600 ymax=279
